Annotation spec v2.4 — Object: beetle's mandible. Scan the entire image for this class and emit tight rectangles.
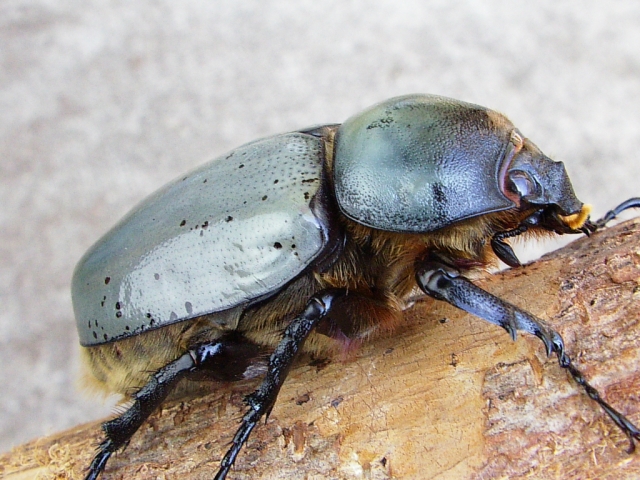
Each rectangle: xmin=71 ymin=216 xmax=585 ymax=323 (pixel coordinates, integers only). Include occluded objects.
xmin=73 ymin=94 xmax=640 ymax=479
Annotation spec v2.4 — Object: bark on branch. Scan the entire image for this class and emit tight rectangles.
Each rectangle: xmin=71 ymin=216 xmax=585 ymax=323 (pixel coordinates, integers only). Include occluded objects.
xmin=3 ymin=220 xmax=640 ymax=479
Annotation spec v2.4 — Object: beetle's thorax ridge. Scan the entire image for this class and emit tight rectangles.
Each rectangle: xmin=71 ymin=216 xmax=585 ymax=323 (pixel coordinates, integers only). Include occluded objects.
xmin=332 ymin=95 xmax=519 ymax=234
xmin=499 ymin=129 xmax=526 ymax=206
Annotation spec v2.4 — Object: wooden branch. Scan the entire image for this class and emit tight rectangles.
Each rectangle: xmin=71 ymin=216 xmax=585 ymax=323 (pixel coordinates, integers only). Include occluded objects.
xmin=3 ymin=220 xmax=640 ymax=480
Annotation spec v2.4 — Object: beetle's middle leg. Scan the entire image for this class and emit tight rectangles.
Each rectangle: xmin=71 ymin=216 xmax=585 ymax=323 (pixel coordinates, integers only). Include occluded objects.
xmin=215 ymin=289 xmax=348 ymax=480
xmin=415 ymin=260 xmax=640 ymax=452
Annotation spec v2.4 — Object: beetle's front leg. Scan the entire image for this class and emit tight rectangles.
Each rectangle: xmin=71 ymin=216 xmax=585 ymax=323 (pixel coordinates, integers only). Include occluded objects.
xmin=591 ymin=197 xmax=640 ymax=229
xmin=415 ymin=261 xmax=640 ymax=452
xmin=215 ymin=289 xmax=344 ymax=480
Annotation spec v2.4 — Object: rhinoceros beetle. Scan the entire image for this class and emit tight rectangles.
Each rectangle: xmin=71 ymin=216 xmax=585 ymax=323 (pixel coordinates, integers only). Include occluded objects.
xmin=73 ymin=94 xmax=640 ymax=479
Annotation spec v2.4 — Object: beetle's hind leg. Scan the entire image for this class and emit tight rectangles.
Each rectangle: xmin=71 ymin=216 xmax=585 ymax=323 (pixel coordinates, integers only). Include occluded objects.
xmin=416 ymin=261 xmax=640 ymax=452
xmin=84 ymin=352 xmax=195 ymax=480
xmin=84 ymin=334 xmax=266 ymax=480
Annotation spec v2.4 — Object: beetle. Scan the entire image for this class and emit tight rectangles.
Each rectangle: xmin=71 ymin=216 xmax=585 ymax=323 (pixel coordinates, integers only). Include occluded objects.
xmin=74 ymin=94 xmax=640 ymax=479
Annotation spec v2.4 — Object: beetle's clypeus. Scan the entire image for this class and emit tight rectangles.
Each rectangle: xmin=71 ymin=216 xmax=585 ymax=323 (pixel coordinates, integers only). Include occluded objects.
xmin=74 ymin=94 xmax=640 ymax=479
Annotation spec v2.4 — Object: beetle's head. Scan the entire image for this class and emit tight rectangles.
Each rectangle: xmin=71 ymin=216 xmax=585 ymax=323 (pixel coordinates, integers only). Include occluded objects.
xmin=490 ymin=130 xmax=593 ymax=267
xmin=502 ymin=130 xmax=591 ymax=235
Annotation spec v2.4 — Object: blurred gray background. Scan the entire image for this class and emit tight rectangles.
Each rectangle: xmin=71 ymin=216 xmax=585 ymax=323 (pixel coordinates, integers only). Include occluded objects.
xmin=2 ymin=0 xmax=640 ymax=453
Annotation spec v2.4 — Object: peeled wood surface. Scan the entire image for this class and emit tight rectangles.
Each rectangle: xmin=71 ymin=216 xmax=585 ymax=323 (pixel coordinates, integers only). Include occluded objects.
xmin=3 ymin=220 xmax=640 ymax=480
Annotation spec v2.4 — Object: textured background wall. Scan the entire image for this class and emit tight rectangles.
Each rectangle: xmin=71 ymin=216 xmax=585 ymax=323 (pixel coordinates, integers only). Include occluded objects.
xmin=2 ymin=0 xmax=640 ymax=452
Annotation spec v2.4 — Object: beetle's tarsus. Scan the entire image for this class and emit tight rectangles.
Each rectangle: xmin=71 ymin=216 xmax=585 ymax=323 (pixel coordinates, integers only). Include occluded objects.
xmin=416 ymin=262 xmax=640 ymax=450
xmin=214 ymin=290 xmax=344 ymax=480
xmin=84 ymin=442 xmax=113 ymax=480
xmin=557 ymin=350 xmax=640 ymax=453
xmin=592 ymin=197 xmax=640 ymax=229
xmin=215 ymin=408 xmax=260 ymax=480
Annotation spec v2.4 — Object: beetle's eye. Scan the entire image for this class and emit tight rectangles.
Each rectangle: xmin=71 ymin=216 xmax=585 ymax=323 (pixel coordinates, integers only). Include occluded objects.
xmin=508 ymin=171 xmax=537 ymax=199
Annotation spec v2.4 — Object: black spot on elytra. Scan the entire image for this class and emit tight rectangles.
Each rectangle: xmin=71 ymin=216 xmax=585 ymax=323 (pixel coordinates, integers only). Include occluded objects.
xmin=274 ymin=242 xmax=282 ymax=249
xmin=104 ymin=276 xmax=111 ymax=285
xmin=180 ymin=219 xmax=186 ymax=227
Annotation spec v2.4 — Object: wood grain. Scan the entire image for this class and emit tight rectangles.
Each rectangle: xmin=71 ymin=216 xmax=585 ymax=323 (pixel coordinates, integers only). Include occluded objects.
xmin=3 ymin=219 xmax=640 ymax=480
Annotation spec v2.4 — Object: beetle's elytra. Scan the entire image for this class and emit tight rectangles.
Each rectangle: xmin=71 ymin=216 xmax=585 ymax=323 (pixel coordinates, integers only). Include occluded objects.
xmin=74 ymin=94 xmax=640 ymax=479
